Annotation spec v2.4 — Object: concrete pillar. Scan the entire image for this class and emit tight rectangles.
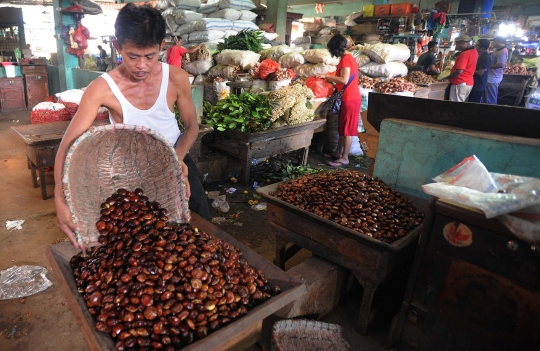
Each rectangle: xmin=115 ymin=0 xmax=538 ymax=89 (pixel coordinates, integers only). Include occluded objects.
xmin=53 ymin=0 xmax=79 ymax=91
xmin=266 ymin=0 xmax=287 ymax=45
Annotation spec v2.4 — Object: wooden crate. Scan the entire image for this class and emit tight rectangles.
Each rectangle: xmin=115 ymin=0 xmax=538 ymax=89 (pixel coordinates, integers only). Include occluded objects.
xmin=359 ymin=133 xmax=379 ymax=159
xmin=46 ymin=213 xmax=305 ymax=351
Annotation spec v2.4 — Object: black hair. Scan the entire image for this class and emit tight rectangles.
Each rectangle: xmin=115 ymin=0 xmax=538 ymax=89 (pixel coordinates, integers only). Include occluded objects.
xmin=494 ymin=36 xmax=506 ymax=44
xmin=115 ymin=3 xmax=165 ymax=48
xmin=427 ymin=41 xmax=438 ymax=50
xmin=97 ymin=45 xmax=102 ymax=49
xmin=477 ymin=39 xmax=490 ymax=50
xmin=327 ymin=34 xmax=348 ymax=58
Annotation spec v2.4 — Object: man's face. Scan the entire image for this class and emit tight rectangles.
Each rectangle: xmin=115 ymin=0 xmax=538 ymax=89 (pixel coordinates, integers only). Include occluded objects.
xmin=494 ymin=39 xmax=503 ymax=48
xmin=115 ymin=40 xmax=164 ymax=81
xmin=475 ymin=41 xmax=483 ymax=53
xmin=431 ymin=44 xmax=439 ymax=53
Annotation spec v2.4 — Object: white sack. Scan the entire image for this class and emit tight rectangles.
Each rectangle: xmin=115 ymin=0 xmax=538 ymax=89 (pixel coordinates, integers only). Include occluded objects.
xmin=172 ymin=0 xmax=201 ymax=11
xmin=363 ymin=43 xmax=411 ymax=64
xmin=360 ymin=62 xmax=408 ymax=78
xmin=239 ymin=10 xmax=258 ymax=22
xmin=174 ymin=9 xmax=203 ymax=24
xmin=232 ymin=20 xmax=259 ymax=31
xmin=278 ymin=52 xmax=305 ymax=69
xmin=194 ymin=18 xmax=233 ymax=31
xmin=183 ymin=59 xmax=214 ymax=75
xmin=215 ymin=49 xmax=260 ymax=70
xmin=292 ymin=63 xmax=337 ymax=79
xmin=218 ymin=0 xmax=256 ymax=11
xmin=173 ymin=21 xmax=198 ymax=36
xmin=188 ymin=30 xmax=226 ymax=42
xmin=208 ymin=8 xmax=241 ymax=20
xmin=198 ymin=2 xmax=219 ymax=13
xmin=302 ymin=49 xmax=340 ymax=65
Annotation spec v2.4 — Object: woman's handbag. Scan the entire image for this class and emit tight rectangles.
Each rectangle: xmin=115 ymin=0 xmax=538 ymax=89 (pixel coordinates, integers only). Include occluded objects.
xmin=329 ymin=73 xmax=357 ymax=114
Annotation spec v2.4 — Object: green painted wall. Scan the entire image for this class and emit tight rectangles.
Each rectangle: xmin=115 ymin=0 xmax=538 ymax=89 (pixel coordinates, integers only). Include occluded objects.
xmin=72 ymin=69 xmax=102 ymax=89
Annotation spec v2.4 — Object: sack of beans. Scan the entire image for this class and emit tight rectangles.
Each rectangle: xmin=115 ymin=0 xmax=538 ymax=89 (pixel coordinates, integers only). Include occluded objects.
xmin=31 ymin=102 xmax=70 ymax=124
xmin=95 ymin=107 xmax=110 ymax=120
xmin=56 ymin=89 xmax=85 ymax=119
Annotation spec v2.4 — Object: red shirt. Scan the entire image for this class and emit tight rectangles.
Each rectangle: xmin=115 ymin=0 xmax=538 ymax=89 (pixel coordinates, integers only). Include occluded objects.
xmin=166 ymin=46 xmax=187 ymax=67
xmin=336 ymin=54 xmax=360 ymax=101
xmin=450 ymin=47 xmax=478 ymax=86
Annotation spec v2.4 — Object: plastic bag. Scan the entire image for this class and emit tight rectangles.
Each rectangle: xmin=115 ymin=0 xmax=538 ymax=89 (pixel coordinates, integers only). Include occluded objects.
xmin=360 ymin=62 xmax=408 ymax=78
xmin=0 ymin=265 xmax=53 ymax=300
xmin=208 ymin=8 xmax=241 ymax=20
xmin=433 ymin=155 xmax=497 ymax=193
xmin=210 ymin=195 xmax=230 ymax=213
xmin=305 ymin=77 xmax=334 ymax=98
xmin=259 ymin=58 xmax=281 ymax=80
xmin=363 ymin=43 xmax=411 ymax=64
xmin=423 ymin=171 xmax=540 ymax=219
xmin=526 ymin=87 xmax=540 ymax=110
xmin=278 ymin=52 xmax=305 ymax=69
xmin=251 ymin=202 xmax=267 ymax=211
xmin=215 ymin=49 xmax=261 ymax=70
xmin=268 ymin=79 xmax=291 ymax=91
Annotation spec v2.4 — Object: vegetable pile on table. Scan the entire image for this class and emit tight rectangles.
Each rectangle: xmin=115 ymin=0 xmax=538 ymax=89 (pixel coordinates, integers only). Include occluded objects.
xmin=217 ymin=30 xmax=264 ymax=53
xmin=505 ymin=64 xmax=531 ymax=75
xmin=405 ymin=71 xmax=437 ymax=85
xmin=375 ymin=78 xmax=416 ymax=94
xmin=358 ymin=75 xmax=380 ymax=90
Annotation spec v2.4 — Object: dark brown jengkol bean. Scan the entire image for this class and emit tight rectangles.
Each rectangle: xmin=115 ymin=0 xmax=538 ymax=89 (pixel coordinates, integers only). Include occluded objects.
xmin=71 ymin=188 xmax=282 ymax=349
xmin=273 ymin=170 xmax=424 ymax=243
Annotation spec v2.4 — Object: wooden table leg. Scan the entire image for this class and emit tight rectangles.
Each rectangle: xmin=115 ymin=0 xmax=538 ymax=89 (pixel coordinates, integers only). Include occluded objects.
xmin=274 ymin=236 xmax=289 ymax=270
xmin=39 ymin=166 xmax=47 ymax=200
xmin=30 ymin=159 xmax=38 ymax=188
xmin=353 ymin=271 xmax=383 ymax=334
xmin=299 ymin=146 xmax=309 ymax=166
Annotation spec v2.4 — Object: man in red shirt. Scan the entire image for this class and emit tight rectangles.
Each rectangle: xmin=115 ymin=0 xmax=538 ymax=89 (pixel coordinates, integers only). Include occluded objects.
xmin=166 ymin=36 xmax=202 ymax=67
xmin=443 ymin=35 xmax=479 ymax=102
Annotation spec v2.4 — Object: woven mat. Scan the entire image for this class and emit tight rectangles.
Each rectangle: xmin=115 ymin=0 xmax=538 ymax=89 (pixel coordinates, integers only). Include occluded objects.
xmin=271 ymin=320 xmax=351 ymax=351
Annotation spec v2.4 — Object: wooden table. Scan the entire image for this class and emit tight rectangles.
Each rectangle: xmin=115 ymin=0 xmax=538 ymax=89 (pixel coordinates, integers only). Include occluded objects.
xmin=257 ymin=182 xmax=425 ymax=334
xmin=46 ymin=213 xmax=305 ymax=351
xmin=212 ymin=119 xmax=326 ymax=184
xmin=11 ymin=121 xmax=213 ymax=200
xmin=11 ymin=120 xmax=108 ymax=200
xmin=499 ymin=73 xmax=534 ymax=106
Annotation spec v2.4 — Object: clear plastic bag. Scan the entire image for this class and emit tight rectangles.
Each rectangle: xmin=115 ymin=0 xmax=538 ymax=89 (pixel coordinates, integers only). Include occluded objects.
xmin=0 ymin=265 xmax=53 ymax=300
xmin=433 ymin=155 xmax=497 ymax=193
xmin=208 ymin=193 xmax=230 ymax=213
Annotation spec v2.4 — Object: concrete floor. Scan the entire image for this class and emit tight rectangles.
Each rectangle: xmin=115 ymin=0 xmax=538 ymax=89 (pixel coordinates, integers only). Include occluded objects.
xmin=0 ymin=110 xmax=392 ymax=351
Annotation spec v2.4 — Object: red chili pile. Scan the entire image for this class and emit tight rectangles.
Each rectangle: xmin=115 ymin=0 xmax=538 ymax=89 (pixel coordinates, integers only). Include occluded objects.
xmin=71 ymin=188 xmax=281 ymax=350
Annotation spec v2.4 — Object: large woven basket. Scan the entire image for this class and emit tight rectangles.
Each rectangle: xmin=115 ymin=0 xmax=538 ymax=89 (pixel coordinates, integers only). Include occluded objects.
xmin=271 ymin=320 xmax=351 ymax=351
xmin=63 ymin=124 xmax=190 ymax=247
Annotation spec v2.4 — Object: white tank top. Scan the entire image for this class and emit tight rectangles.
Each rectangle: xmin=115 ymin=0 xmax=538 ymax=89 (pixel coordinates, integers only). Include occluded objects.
xmin=101 ymin=63 xmax=181 ymax=146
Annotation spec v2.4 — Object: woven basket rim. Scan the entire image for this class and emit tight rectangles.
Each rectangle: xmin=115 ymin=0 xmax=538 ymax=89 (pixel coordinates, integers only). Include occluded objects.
xmin=62 ymin=123 xmax=190 ymax=246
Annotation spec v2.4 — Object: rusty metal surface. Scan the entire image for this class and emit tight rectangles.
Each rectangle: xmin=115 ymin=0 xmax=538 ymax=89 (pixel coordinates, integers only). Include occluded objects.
xmin=257 ymin=182 xmax=424 ymax=254
xmin=46 ymin=213 xmax=305 ymax=351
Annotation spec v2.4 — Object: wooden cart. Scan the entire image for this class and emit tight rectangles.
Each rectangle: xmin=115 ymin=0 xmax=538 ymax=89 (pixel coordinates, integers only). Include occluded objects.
xmin=212 ymin=119 xmax=326 ymax=183
xmin=499 ymin=73 xmax=534 ymax=106
xmin=46 ymin=213 xmax=305 ymax=351
xmin=257 ymin=182 xmax=425 ymax=334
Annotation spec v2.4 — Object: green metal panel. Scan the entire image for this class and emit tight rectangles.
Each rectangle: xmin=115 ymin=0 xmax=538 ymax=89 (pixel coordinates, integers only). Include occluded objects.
xmin=191 ymin=85 xmax=203 ymax=123
xmin=72 ymin=69 xmax=102 ymax=89
xmin=46 ymin=65 xmax=61 ymax=96
xmin=373 ymin=119 xmax=540 ymax=199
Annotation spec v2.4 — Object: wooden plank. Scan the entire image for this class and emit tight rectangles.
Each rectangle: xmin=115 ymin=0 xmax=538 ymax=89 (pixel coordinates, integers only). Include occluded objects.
xmin=257 ymin=182 xmax=424 ymax=253
xmin=367 ymin=93 xmax=540 ymax=139
xmin=46 ymin=213 xmax=305 ymax=351
xmin=220 ymin=119 xmax=326 ymax=143
xmin=249 ymin=131 xmax=313 ymax=159
xmin=11 ymin=120 xmax=108 ymax=145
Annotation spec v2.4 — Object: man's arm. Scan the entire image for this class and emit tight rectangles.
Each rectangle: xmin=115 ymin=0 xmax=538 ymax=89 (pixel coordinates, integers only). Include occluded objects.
xmin=54 ymin=79 xmax=107 ymax=249
xmin=491 ymin=51 xmax=508 ymax=69
xmin=171 ymin=66 xmax=199 ymax=160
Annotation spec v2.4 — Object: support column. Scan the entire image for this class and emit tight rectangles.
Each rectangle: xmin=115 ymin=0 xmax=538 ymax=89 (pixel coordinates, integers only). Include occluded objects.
xmin=53 ymin=0 xmax=79 ymax=91
xmin=266 ymin=0 xmax=287 ymax=45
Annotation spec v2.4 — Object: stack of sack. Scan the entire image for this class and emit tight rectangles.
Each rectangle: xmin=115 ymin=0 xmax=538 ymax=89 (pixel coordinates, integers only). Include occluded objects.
xmin=157 ymin=0 xmax=260 ymax=50
xmin=357 ymin=43 xmax=410 ymax=79
xmin=293 ymin=49 xmax=339 ymax=78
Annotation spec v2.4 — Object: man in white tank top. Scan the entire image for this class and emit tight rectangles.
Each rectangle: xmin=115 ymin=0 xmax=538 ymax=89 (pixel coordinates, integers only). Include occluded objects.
xmin=54 ymin=3 xmax=209 ymax=249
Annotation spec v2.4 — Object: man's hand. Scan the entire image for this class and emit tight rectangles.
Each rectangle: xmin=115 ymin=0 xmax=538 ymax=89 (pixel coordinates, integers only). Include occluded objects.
xmin=180 ymin=159 xmax=191 ymax=199
xmin=55 ymin=198 xmax=83 ymax=250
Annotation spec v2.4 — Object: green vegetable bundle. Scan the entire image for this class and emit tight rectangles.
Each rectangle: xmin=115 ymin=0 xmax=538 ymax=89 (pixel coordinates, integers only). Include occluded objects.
xmin=204 ymin=92 xmax=273 ymax=133
xmin=217 ymin=30 xmax=264 ymax=53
